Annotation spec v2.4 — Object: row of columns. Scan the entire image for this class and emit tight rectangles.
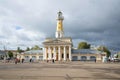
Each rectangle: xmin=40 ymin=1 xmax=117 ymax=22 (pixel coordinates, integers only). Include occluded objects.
xmin=43 ymin=46 xmax=71 ymax=61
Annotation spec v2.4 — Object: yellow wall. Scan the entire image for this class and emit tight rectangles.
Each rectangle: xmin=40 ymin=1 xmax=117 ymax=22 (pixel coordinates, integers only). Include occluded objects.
xmin=57 ymin=20 xmax=63 ymax=31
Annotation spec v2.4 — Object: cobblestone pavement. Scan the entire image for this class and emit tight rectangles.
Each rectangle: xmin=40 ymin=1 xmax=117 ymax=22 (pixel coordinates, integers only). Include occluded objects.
xmin=0 ymin=61 xmax=120 ymax=80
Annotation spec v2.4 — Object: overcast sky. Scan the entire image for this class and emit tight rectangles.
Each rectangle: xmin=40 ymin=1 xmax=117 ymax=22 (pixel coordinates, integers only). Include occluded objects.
xmin=0 ymin=0 xmax=120 ymax=51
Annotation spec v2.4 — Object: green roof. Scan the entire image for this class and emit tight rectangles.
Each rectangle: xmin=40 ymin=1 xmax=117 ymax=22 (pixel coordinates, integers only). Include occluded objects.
xmin=24 ymin=50 xmax=43 ymax=54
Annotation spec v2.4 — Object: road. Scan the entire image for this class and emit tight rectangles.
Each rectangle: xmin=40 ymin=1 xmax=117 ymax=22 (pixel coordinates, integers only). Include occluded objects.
xmin=0 ymin=61 xmax=120 ymax=80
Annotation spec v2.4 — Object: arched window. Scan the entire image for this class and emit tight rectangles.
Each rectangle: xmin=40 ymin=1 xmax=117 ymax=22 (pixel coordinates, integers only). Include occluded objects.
xmin=90 ymin=56 xmax=96 ymax=61
xmin=32 ymin=56 xmax=36 ymax=60
xmin=72 ymin=56 xmax=78 ymax=61
xmin=81 ymin=56 xmax=87 ymax=61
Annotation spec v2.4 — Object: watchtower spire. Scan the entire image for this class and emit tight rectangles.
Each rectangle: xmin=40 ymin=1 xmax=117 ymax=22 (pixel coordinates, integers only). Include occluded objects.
xmin=56 ymin=11 xmax=64 ymax=38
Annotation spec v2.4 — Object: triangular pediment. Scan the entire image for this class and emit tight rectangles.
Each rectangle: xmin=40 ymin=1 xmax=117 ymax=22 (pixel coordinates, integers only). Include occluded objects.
xmin=43 ymin=39 xmax=71 ymax=45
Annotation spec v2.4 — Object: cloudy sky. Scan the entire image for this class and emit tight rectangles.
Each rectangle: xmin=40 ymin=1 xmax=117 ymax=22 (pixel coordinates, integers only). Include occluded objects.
xmin=0 ymin=0 xmax=120 ymax=51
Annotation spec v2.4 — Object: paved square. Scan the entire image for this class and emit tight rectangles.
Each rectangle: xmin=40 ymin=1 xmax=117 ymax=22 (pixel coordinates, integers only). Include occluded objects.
xmin=0 ymin=62 xmax=120 ymax=80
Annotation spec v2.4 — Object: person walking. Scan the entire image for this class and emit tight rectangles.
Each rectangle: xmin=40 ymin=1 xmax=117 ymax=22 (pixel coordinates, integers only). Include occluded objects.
xmin=22 ymin=58 xmax=24 ymax=63
xmin=95 ymin=58 xmax=96 ymax=63
xmin=29 ymin=58 xmax=32 ymax=63
xmin=47 ymin=59 xmax=49 ymax=63
xmin=52 ymin=59 xmax=55 ymax=63
xmin=15 ymin=58 xmax=18 ymax=64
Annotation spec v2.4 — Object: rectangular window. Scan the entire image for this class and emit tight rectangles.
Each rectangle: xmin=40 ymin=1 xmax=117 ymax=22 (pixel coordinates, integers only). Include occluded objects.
xmin=32 ymin=56 xmax=36 ymax=58
xmin=39 ymin=56 xmax=43 ymax=58
xmin=25 ymin=56 xmax=29 ymax=58
xmin=39 ymin=56 xmax=43 ymax=60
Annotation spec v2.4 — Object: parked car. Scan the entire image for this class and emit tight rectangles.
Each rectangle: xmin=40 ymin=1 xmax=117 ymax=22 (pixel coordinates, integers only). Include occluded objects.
xmin=114 ymin=59 xmax=120 ymax=62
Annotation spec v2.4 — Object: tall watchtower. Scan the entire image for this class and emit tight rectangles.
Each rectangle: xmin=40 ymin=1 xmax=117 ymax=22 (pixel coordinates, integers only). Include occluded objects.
xmin=56 ymin=11 xmax=64 ymax=38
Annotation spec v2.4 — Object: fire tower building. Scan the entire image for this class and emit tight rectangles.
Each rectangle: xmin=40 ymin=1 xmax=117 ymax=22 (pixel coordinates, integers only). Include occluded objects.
xmin=43 ymin=11 xmax=72 ymax=61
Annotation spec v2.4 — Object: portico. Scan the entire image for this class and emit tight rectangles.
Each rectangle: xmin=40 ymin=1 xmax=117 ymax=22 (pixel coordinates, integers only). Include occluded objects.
xmin=43 ymin=39 xmax=72 ymax=61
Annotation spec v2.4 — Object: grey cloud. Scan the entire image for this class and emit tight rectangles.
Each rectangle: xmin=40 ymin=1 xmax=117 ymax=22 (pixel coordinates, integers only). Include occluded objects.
xmin=0 ymin=0 xmax=120 ymax=51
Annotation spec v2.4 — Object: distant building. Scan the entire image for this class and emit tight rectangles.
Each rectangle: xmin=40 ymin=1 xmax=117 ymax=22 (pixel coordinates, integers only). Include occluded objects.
xmin=17 ymin=50 xmax=43 ymax=62
xmin=71 ymin=49 xmax=106 ymax=61
xmin=0 ymin=50 xmax=7 ymax=60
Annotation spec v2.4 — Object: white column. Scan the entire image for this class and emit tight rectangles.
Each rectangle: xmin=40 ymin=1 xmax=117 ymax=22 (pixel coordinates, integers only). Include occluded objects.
xmin=43 ymin=47 xmax=46 ymax=60
xmin=50 ymin=47 xmax=52 ymax=60
xmin=36 ymin=54 xmax=39 ymax=60
xmin=30 ymin=55 xmax=32 ymax=59
xmin=54 ymin=47 xmax=56 ymax=60
xmin=48 ymin=47 xmax=51 ymax=60
xmin=64 ymin=46 xmax=66 ymax=61
xmin=69 ymin=46 xmax=71 ymax=61
xmin=43 ymin=48 xmax=45 ymax=60
xmin=58 ymin=46 xmax=61 ymax=61
xmin=79 ymin=56 xmax=81 ymax=61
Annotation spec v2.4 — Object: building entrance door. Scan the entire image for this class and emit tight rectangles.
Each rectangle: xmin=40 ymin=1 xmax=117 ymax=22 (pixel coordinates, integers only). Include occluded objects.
xmin=56 ymin=53 xmax=58 ymax=61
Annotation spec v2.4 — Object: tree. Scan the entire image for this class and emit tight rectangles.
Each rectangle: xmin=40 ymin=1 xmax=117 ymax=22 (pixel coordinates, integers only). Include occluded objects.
xmin=17 ymin=47 xmax=23 ymax=53
xmin=97 ymin=46 xmax=111 ymax=58
xmin=115 ymin=54 xmax=118 ymax=58
xmin=26 ymin=47 xmax=30 ymax=51
xmin=8 ymin=51 xmax=13 ymax=58
xmin=77 ymin=42 xmax=90 ymax=49
xmin=31 ymin=45 xmax=41 ymax=50
xmin=118 ymin=52 xmax=120 ymax=58
xmin=17 ymin=47 xmax=20 ymax=53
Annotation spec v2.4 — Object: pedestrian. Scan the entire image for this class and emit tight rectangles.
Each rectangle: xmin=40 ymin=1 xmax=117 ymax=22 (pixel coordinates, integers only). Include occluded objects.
xmin=95 ymin=58 xmax=96 ymax=63
xmin=47 ymin=59 xmax=49 ymax=63
xmin=108 ymin=58 xmax=110 ymax=63
xmin=15 ymin=58 xmax=18 ymax=64
xmin=29 ymin=58 xmax=32 ymax=63
xmin=22 ymin=58 xmax=24 ymax=63
xmin=18 ymin=58 xmax=20 ymax=63
xmin=52 ymin=59 xmax=54 ymax=63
